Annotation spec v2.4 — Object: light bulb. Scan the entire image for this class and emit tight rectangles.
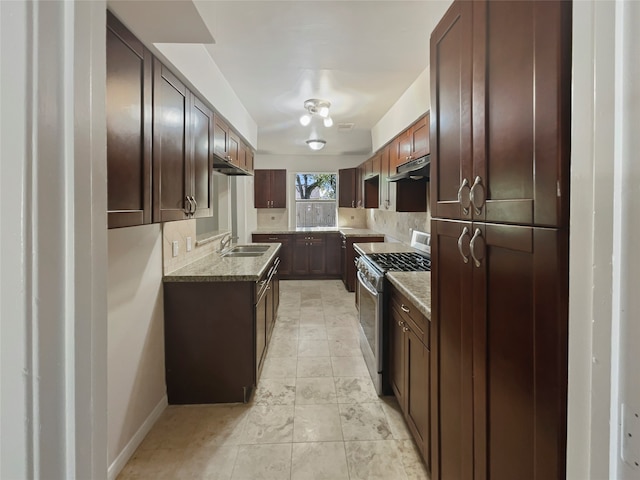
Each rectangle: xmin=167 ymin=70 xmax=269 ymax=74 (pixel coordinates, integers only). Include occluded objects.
xmin=306 ymin=139 xmax=326 ymax=150
xmin=318 ymin=106 xmax=330 ymax=118
xmin=299 ymin=114 xmax=311 ymax=126
xmin=323 ymin=116 xmax=333 ymax=128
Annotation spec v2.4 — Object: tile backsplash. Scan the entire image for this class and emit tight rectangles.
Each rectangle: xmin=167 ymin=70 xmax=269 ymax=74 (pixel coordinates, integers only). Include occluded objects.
xmin=366 ymin=209 xmax=430 ymax=244
xmin=256 ymin=208 xmax=288 ymax=230
xmin=162 ymin=219 xmax=230 ymax=275
xmin=256 ymin=207 xmax=368 ymax=230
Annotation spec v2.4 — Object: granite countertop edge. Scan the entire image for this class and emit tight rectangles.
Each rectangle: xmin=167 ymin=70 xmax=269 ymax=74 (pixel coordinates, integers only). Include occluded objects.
xmin=386 ymin=271 xmax=432 ymax=320
xmin=163 ymin=244 xmax=281 ymax=282
xmin=251 ymin=227 xmax=383 ymax=237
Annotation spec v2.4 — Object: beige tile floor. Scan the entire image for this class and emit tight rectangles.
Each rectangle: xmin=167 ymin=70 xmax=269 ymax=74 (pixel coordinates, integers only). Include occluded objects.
xmin=117 ymin=279 xmax=429 ymax=480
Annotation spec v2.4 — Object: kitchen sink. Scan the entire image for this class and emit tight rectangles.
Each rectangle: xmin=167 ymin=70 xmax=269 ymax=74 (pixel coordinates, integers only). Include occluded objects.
xmin=229 ymin=245 xmax=270 ymax=253
xmin=222 ymin=251 xmax=264 ymax=258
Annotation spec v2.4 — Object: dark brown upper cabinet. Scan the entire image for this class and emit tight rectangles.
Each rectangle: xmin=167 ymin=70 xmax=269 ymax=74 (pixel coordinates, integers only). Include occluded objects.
xmin=152 ymin=60 xmax=190 ymax=223
xmin=152 ymin=61 xmax=215 ymax=222
xmin=254 ymin=169 xmax=286 ymax=208
xmin=213 ymin=114 xmax=231 ymax=161
xmin=395 ymin=114 xmax=429 ymax=168
xmin=228 ymin=130 xmax=240 ymax=167
xmin=106 ymin=12 xmax=152 ymax=228
xmin=430 ymin=0 xmax=571 ymax=227
xmin=189 ymin=97 xmax=215 ymax=218
xmin=338 ymin=168 xmax=357 ymax=208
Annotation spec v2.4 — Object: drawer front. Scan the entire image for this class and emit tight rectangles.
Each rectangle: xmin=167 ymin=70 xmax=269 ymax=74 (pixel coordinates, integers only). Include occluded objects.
xmin=390 ymin=288 xmax=429 ymax=348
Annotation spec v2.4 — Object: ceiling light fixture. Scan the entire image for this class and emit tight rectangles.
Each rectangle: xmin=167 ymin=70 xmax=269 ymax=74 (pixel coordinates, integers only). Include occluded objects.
xmin=300 ymin=98 xmax=333 ymax=127
xmin=306 ymin=139 xmax=326 ymax=151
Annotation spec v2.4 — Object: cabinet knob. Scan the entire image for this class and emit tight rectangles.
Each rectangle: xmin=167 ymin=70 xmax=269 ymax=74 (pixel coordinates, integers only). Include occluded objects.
xmin=403 ymin=326 xmax=410 ymax=333
xmin=398 ymin=320 xmax=405 ymax=327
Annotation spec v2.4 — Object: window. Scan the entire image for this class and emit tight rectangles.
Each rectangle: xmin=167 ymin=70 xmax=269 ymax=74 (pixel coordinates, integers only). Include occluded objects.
xmin=295 ymin=173 xmax=337 ymax=228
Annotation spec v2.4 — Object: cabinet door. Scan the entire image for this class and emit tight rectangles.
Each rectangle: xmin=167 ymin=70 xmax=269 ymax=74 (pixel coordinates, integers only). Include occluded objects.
xmin=292 ymin=237 xmax=310 ymax=275
xmin=389 ymin=303 xmax=406 ymax=406
xmin=411 ymin=114 xmax=430 ymax=159
xmin=398 ymin=130 xmax=412 ymax=166
xmin=228 ymin=130 xmax=240 ymax=166
xmin=340 ymin=235 xmax=348 ymax=288
xmin=253 ymin=170 xmax=271 ymax=208
xmin=405 ymin=327 xmax=430 ymax=470
xmin=152 ymin=59 xmax=189 ymax=222
xmin=308 ymin=237 xmax=325 ymax=275
xmin=190 ymin=97 xmax=214 ymax=218
xmin=379 ymin=146 xmax=390 ymax=209
xmin=431 ymin=218 xmax=474 ymax=480
xmin=255 ymin=288 xmax=267 ymax=378
xmin=213 ymin=114 xmax=230 ymax=160
xmin=338 ymin=168 xmax=356 ymax=208
xmin=390 ymin=136 xmax=402 ymax=170
xmin=430 ymin=1 xmax=474 ymax=221
xmin=106 ymin=13 xmax=152 ymax=228
xmin=266 ymin=279 xmax=274 ymax=340
xmin=356 ymin=165 xmax=364 ymax=208
xmin=238 ymin=142 xmax=247 ymax=170
xmin=471 ymin=223 xmax=568 ymax=480
xmin=246 ymin=149 xmax=254 ymax=173
xmin=271 ymin=170 xmax=287 ymax=208
xmin=471 ymin=0 xmax=571 ymax=227
xmin=324 ymin=233 xmax=341 ymax=276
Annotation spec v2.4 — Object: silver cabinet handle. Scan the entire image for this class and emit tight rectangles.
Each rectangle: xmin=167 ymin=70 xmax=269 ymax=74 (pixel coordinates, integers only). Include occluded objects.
xmin=351 ymin=200 xmax=355 ymax=208
xmin=470 ymin=228 xmax=485 ymax=268
xmin=185 ymin=196 xmax=193 ymax=215
xmin=401 ymin=305 xmax=410 ymax=313
xmin=470 ymin=176 xmax=485 ymax=215
xmin=403 ymin=326 xmax=410 ymax=333
xmin=457 ymin=178 xmax=471 ymax=215
xmin=190 ymin=196 xmax=197 ymax=214
xmin=457 ymin=226 xmax=471 ymax=264
xmin=398 ymin=320 xmax=405 ymax=327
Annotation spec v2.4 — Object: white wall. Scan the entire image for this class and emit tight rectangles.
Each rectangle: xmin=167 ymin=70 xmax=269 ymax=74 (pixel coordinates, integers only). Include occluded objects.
xmin=613 ymin=1 xmax=640 ymax=477
xmin=370 ymin=68 xmax=430 ymax=152
xmin=567 ymin=1 xmax=640 ymax=479
xmin=107 ymin=225 xmax=167 ymax=478
xmin=1 ymin=1 xmax=108 ymax=477
xmin=154 ymin=43 xmax=258 ymax=149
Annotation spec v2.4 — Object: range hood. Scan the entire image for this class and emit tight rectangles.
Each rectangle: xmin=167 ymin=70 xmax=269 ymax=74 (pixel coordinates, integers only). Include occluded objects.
xmin=212 ymin=157 xmax=253 ymax=176
xmin=387 ymin=155 xmax=430 ymax=182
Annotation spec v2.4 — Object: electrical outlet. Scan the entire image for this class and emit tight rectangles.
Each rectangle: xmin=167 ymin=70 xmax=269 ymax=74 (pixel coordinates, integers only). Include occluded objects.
xmin=186 ymin=237 xmax=192 ymax=252
xmin=622 ymin=403 xmax=640 ymax=469
xmin=172 ymin=240 xmax=179 ymax=258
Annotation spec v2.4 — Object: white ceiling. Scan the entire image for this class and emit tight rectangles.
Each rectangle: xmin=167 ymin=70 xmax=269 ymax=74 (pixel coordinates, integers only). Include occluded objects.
xmin=194 ymin=1 xmax=451 ymax=156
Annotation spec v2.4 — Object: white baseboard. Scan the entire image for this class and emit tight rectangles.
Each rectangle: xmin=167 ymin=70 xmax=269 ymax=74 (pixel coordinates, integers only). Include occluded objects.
xmin=107 ymin=395 xmax=168 ymax=480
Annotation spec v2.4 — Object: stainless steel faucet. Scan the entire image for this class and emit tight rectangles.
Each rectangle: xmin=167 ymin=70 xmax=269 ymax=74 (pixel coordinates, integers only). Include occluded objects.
xmin=220 ymin=232 xmax=238 ymax=251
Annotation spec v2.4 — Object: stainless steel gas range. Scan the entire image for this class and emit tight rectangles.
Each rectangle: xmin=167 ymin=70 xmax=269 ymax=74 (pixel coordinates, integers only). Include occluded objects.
xmin=355 ymin=230 xmax=431 ymax=394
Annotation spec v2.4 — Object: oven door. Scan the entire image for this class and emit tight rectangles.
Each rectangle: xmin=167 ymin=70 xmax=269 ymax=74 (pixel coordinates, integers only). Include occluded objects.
xmin=357 ymin=271 xmax=383 ymax=394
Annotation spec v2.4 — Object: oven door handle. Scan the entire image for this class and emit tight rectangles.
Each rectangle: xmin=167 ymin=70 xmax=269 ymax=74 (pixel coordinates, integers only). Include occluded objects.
xmin=357 ymin=271 xmax=379 ymax=297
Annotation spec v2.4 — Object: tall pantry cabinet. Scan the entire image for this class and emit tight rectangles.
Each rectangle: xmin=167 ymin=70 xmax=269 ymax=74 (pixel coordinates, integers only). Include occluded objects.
xmin=429 ymin=1 xmax=571 ymax=480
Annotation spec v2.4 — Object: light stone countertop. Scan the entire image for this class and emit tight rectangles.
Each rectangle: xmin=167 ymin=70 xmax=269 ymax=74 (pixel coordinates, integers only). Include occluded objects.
xmin=163 ymin=243 xmax=281 ymax=282
xmin=251 ymin=227 xmax=383 ymax=237
xmin=252 ymin=226 xmax=340 ymax=234
xmin=386 ymin=271 xmax=431 ymax=320
xmin=353 ymin=242 xmax=416 ymax=255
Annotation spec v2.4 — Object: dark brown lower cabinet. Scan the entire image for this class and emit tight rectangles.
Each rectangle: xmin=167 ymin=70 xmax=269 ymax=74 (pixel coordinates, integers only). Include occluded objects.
xmin=341 ymin=235 xmax=385 ymax=292
xmin=252 ymin=234 xmax=292 ymax=277
xmin=431 ymin=219 xmax=568 ymax=480
xmin=163 ymin=256 xmax=280 ymax=404
xmin=325 ymin=233 xmax=341 ymax=276
xmin=389 ymin=286 xmax=431 ymax=470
